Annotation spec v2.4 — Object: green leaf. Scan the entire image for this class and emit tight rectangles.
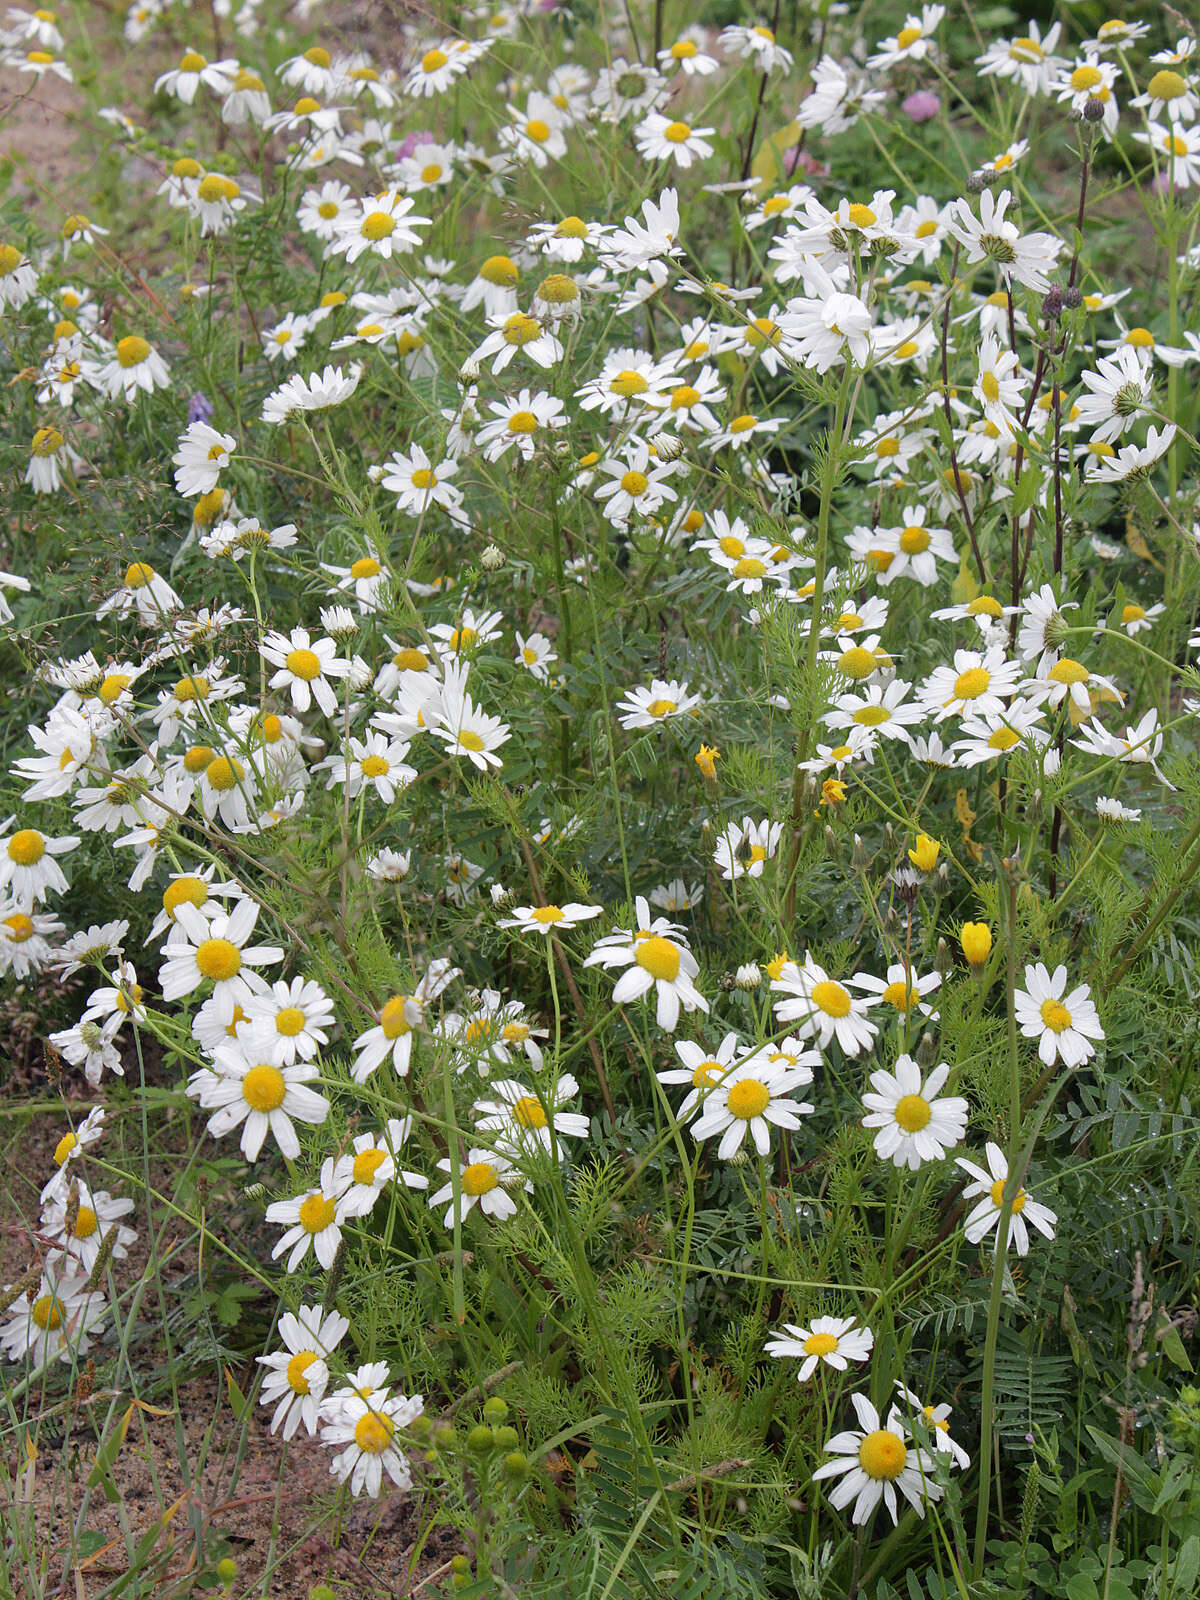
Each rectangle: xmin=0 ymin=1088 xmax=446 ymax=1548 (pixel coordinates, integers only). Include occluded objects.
xmin=1172 ymin=1535 xmax=1200 ymax=1598
xmin=1156 ymin=1312 xmax=1194 ymax=1372
xmin=1064 ymin=1575 xmax=1099 ymax=1600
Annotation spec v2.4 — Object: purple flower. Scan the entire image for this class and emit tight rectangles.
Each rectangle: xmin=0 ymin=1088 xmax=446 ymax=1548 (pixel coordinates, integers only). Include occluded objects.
xmin=187 ymin=392 xmax=214 ymax=424
xmin=901 ymin=90 xmax=941 ymax=123
xmin=395 ymin=129 xmax=434 ymax=159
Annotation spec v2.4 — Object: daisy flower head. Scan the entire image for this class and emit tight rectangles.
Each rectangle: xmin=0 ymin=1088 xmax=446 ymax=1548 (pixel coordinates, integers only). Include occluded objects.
xmin=868 ymin=6 xmax=945 ymax=70
xmin=943 ymin=187 xmax=1063 ymax=294
xmin=194 ymin=1035 xmax=330 ymax=1162
xmin=689 ymin=1050 xmax=815 ymax=1160
xmin=0 ymin=1266 xmax=107 ymax=1368
xmin=329 ymin=191 xmax=430 ymax=263
xmin=851 ymin=964 xmax=941 ymax=1023
xmin=266 ymin=1158 xmax=346 ymax=1271
xmin=861 ymin=1056 xmax=967 ymax=1170
xmin=764 ymin=1315 xmax=873 ymax=1381
xmin=262 ymin=627 xmax=349 ymax=716
xmin=720 ymin=22 xmax=794 ymax=73
xmin=615 ymin=677 xmax=703 ymax=731
xmin=1014 ymin=963 xmax=1104 ymax=1067
xmin=594 ymin=441 xmax=678 ymax=526
xmin=331 ymin=1126 xmax=416 ymax=1220
xmin=892 ymin=1382 xmax=971 ymax=1470
xmin=712 ymin=815 xmax=783 ymax=880
xmin=657 ymin=1031 xmax=747 ymax=1124
xmin=919 ymin=645 xmax=1021 ymax=722
xmin=873 ymin=506 xmax=957 ymax=588
xmin=261 ymin=363 xmax=362 ymax=424
xmin=351 ymin=959 xmax=459 ymax=1082
xmin=158 ymin=899 xmax=282 ymax=1023
xmin=957 ymin=1141 xmax=1057 ymax=1255
xmin=0 ymin=827 xmax=80 ymax=905
xmin=771 ymin=955 xmax=878 ymax=1056
xmin=634 ymin=112 xmax=716 ymax=169
xmin=584 ymin=896 xmax=708 ymax=1033
xmin=975 ymin=20 xmax=1066 ymax=96
xmin=98 ymin=335 xmax=170 ymax=402
xmin=428 ymin=1148 xmax=530 ymax=1228
xmin=475 ymin=388 xmax=566 ymax=461
xmin=472 ymin=1073 xmax=589 ymax=1158
xmin=256 ymin=1304 xmax=349 ymax=1440
xmin=321 ymin=1390 xmax=424 ymax=1498
xmin=243 ymin=977 xmax=335 ymax=1064
xmin=813 ymin=1392 xmax=942 ymax=1527
xmin=40 ymin=1182 xmax=136 ymax=1273
xmin=498 ymin=902 xmax=603 ymax=935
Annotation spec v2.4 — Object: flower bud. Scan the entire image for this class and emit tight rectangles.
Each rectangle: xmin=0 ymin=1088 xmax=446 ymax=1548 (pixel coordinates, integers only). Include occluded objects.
xmin=1083 ymin=96 xmax=1106 ymax=122
xmin=916 ymin=1031 xmax=938 ymax=1068
xmin=457 ymin=357 xmax=481 ymax=383
xmin=481 ymin=542 xmax=504 ymax=570
xmin=493 ymin=1424 xmax=519 ymax=1450
xmin=961 ymin=921 xmax=992 ymax=967
xmin=216 ymin=1561 xmax=237 ymax=1587
xmin=467 ymin=1424 xmax=494 ymax=1454
xmin=734 ymin=962 xmax=761 ymax=991
xmin=907 ymin=832 xmax=940 ymax=873
xmin=851 ymin=833 xmax=869 ymax=871
xmin=1042 ymin=286 xmax=1062 ymax=323
xmin=1062 ymin=285 xmax=1083 ymax=310
xmin=649 ymin=431 xmax=684 ymax=461
xmin=503 ymin=1451 xmax=530 ymax=1481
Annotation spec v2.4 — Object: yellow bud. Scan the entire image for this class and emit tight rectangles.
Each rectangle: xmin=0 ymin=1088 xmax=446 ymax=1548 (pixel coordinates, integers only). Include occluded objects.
xmin=908 ymin=833 xmax=940 ymax=873
xmin=960 ymin=921 xmax=992 ymax=967
xmin=695 ymin=743 xmax=719 ymax=780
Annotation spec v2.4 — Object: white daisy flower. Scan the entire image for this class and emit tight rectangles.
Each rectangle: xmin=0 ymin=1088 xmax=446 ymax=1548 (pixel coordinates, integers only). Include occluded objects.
xmin=712 ymin=815 xmax=782 ymax=880
xmin=861 ymin=1056 xmax=968 ymax=1169
xmin=498 ymin=903 xmax=603 ymax=935
xmin=257 ymin=1304 xmax=350 ymax=1440
xmin=351 ymin=959 xmax=459 ymax=1082
xmin=0 ymin=826 xmax=80 ymax=905
xmin=656 ymin=1031 xmax=748 ymax=1124
xmin=771 ymin=956 xmax=878 ymax=1056
xmin=428 ymin=1148 xmax=530 ymax=1227
xmin=472 ymin=1074 xmax=589 ymax=1157
xmin=690 ymin=1053 xmax=815 ymax=1160
xmin=584 ymin=896 xmax=708 ymax=1032
xmin=242 ymin=977 xmax=335 ymax=1064
xmin=764 ymin=1315 xmax=874 ymax=1380
xmin=158 ymin=899 xmax=283 ymax=1023
xmin=321 ymin=1390 xmax=424 ymax=1497
xmin=615 ymin=678 xmax=703 ymax=730
xmin=0 ymin=1266 xmax=107 ymax=1367
xmin=261 ymin=627 xmax=350 ymax=717
xmin=957 ymin=1142 xmax=1057 ymax=1255
xmin=191 ymin=1036 xmax=330 ymax=1162
xmin=1013 ymin=963 xmax=1104 ymax=1067
xmin=267 ymin=1158 xmax=346 ymax=1270
xmin=892 ymin=1382 xmax=971 ymax=1470
xmin=812 ymin=1392 xmax=942 ymax=1527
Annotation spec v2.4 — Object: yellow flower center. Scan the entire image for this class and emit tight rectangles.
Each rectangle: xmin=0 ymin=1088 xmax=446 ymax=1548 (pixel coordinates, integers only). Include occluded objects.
xmin=896 ymin=24 xmax=922 ymax=48
xmin=501 ymin=312 xmax=542 ymax=346
xmin=174 ymin=674 xmax=210 ymax=703
xmin=881 ymin=981 xmax=915 ymax=1011
xmin=532 ymin=905 xmax=565 ymax=924
xmin=1125 ymin=327 xmax=1154 ymax=348
xmin=524 ymin=118 xmax=551 ymax=141
xmin=691 ymin=1060 xmax=721 ymax=1089
xmin=730 ymin=413 xmax=757 ymax=433
xmin=664 ymin=120 xmax=691 ymax=143
xmin=1040 ymin=998 xmax=1073 ymax=1033
xmin=859 ymin=1430 xmax=907 ymax=1480
xmin=803 ymin=1331 xmax=839 ymax=1356
xmin=732 ymin=557 xmax=767 ymax=579
xmin=361 ymin=211 xmax=396 ymax=240
xmin=163 ymin=878 xmax=208 ymax=921
xmin=954 ymin=667 xmax=991 ymax=700
xmin=97 ymin=672 xmax=132 ymax=704
xmin=980 ymin=371 xmax=1001 ymax=403
xmin=810 ymin=980 xmax=851 ymax=1018
xmin=195 ymin=937 xmax=242 ymax=982
xmin=899 ymin=525 xmax=930 ymax=554
xmin=635 ymin=934 xmax=680 ymax=982
xmin=299 ymin=1193 xmax=336 ymax=1233
xmin=273 ymin=1006 xmax=306 ymax=1037
xmin=286 ymin=647 xmax=322 ymax=680
xmin=353 ymin=1148 xmax=389 ymax=1185
xmin=1121 ymin=604 xmax=1146 ymax=624
xmin=989 ymin=1178 xmax=1027 ymax=1212
xmin=361 ymin=754 xmax=390 ymax=777
xmin=354 ymin=1411 xmax=394 ymax=1452
xmin=513 ymin=1095 xmax=548 ymax=1129
xmin=349 ymin=556 xmax=382 ymax=580
xmin=197 ymin=174 xmax=239 ymax=203
xmin=421 ymin=48 xmax=448 ymax=72
xmin=32 ymin=1294 xmax=63 ymax=1331
xmin=462 ymin=1161 xmax=498 ymax=1196
xmin=1010 ymin=35 xmax=1043 ymax=62
xmin=4 ymin=912 xmax=34 ymax=941
xmin=205 ymin=754 xmax=244 ymax=791
xmin=54 ymin=1133 xmax=77 ymax=1166
xmin=1048 ymin=658 xmax=1088 ymax=686
xmin=847 ymin=202 xmax=877 ymax=228
xmin=286 ymin=1350 xmax=318 ymax=1393
xmin=853 ymin=705 xmax=890 ymax=727
xmin=507 ymin=409 xmax=539 ymax=434
xmin=179 ymin=50 xmax=207 ymax=71
xmin=1071 ymin=64 xmax=1102 ymax=91
xmin=380 ymin=995 xmax=413 ymax=1039
xmin=671 ymin=39 xmax=697 ymax=58
xmin=894 ymin=1093 xmax=932 ymax=1132
xmin=727 ymin=1078 xmax=770 ymax=1120
xmin=117 ymin=335 xmax=151 ymax=368
xmin=73 ymin=1205 xmax=98 ymax=1238
xmin=838 ymin=646 xmax=877 ymax=680
xmin=620 ymin=470 xmax=650 ymax=497
xmin=1148 ymin=70 xmax=1186 ymax=102
xmin=456 ymin=730 xmax=485 ymax=752
xmin=8 ymin=829 xmax=45 ymax=866
xmin=646 ymin=698 xmax=677 ymax=718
